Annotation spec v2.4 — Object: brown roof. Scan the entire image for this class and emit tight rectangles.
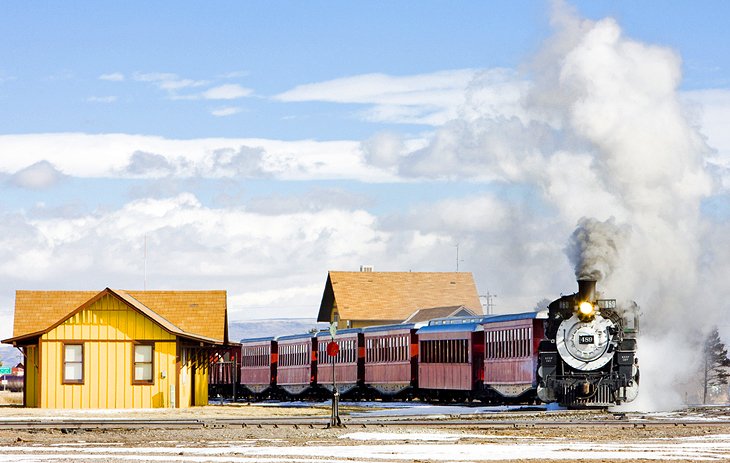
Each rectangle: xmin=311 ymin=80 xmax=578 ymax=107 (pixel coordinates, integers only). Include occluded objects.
xmin=317 ymin=271 xmax=483 ymax=322
xmin=402 ymin=305 xmax=477 ymax=324
xmin=5 ymin=289 xmax=227 ymax=344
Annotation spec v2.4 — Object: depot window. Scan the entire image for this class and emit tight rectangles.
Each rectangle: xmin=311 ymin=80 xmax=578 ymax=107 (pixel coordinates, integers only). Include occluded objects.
xmin=63 ymin=343 xmax=84 ymax=384
xmin=133 ymin=343 xmax=154 ymax=384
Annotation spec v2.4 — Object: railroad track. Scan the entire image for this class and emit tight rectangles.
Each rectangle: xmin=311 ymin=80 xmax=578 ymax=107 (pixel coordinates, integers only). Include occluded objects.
xmin=1 ymin=416 xmax=729 ymax=431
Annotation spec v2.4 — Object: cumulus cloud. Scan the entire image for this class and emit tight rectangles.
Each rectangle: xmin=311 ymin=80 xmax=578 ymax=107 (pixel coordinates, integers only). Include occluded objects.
xmin=122 ymin=151 xmax=180 ymax=177
xmin=8 ymin=160 xmax=66 ymax=189
xmin=205 ymin=146 xmax=270 ymax=178
xmin=0 ymin=193 xmax=396 ymax=337
xmin=245 ymin=188 xmax=373 ymax=215
xmin=360 ymin=132 xmax=406 ymax=169
xmin=202 ymin=84 xmax=252 ymax=100
xmin=0 ymin=134 xmax=385 ymax=181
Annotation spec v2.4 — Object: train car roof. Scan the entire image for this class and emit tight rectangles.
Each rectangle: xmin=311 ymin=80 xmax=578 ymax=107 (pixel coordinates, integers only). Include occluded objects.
xmin=275 ymin=332 xmax=315 ymax=342
xmin=315 ymin=327 xmax=362 ymax=338
xmin=428 ymin=311 xmax=547 ymax=326
xmin=481 ymin=311 xmax=548 ymax=323
xmin=417 ymin=322 xmax=484 ymax=334
xmin=239 ymin=336 xmax=275 ymax=344
xmin=362 ymin=323 xmax=416 ymax=333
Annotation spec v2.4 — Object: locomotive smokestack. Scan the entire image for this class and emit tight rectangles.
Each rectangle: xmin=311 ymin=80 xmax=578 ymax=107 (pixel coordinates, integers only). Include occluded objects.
xmin=577 ymin=279 xmax=596 ymax=302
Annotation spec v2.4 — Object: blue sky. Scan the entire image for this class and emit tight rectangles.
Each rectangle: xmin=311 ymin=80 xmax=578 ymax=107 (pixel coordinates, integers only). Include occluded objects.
xmin=2 ymin=1 xmax=728 ymax=140
xmin=1 ymin=0 xmax=730 ymax=349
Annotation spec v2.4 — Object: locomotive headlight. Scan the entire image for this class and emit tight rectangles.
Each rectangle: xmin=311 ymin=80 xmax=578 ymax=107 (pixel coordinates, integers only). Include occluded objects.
xmin=577 ymin=301 xmax=596 ymax=321
xmin=578 ymin=301 xmax=594 ymax=316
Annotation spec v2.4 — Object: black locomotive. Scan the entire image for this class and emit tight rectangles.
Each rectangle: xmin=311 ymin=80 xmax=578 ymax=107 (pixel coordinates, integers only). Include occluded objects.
xmin=537 ymin=279 xmax=639 ymax=406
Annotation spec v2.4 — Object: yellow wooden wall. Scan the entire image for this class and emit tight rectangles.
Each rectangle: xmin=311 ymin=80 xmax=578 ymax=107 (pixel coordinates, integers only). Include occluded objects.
xmin=177 ymin=349 xmax=210 ymax=407
xmin=195 ymin=360 xmax=209 ymax=405
xmin=24 ymin=345 xmax=39 ymax=407
xmin=38 ymin=294 xmax=178 ymax=409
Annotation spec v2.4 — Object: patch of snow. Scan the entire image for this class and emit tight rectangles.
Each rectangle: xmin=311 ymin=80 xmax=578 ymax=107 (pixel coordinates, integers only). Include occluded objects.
xmin=3 ymin=435 xmax=730 ymax=462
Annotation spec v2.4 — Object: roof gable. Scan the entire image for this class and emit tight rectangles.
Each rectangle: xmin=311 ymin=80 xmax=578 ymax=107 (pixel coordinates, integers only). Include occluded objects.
xmin=5 ymin=288 xmax=227 ymax=344
xmin=402 ymin=305 xmax=477 ymax=324
xmin=317 ymin=271 xmax=483 ymax=322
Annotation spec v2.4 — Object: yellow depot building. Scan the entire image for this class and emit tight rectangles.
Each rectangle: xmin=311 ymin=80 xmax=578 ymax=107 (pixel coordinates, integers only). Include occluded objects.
xmin=2 ymin=288 xmax=230 ymax=409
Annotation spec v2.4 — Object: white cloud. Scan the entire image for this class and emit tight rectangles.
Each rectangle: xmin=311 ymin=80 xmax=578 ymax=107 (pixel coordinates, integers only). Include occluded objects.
xmin=8 ymin=160 xmax=66 ymax=189
xmin=0 ymin=187 xmax=570 ymax=341
xmin=202 ymin=84 xmax=252 ymax=100
xmin=0 ymin=193 xmax=394 ymax=336
xmin=99 ymin=72 xmax=125 ymax=82
xmin=132 ymin=72 xmax=209 ymax=97
xmin=276 ymin=69 xmax=478 ymax=104
xmin=210 ymin=107 xmax=242 ymax=117
xmin=219 ymin=70 xmax=250 ymax=79
xmin=275 ymin=69 xmax=525 ymax=125
xmin=0 ymin=133 xmax=394 ymax=182
xmin=87 ymin=95 xmax=118 ymax=103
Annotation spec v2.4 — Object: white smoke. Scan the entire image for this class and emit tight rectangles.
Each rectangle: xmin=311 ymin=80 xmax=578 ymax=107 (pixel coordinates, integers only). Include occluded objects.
xmin=364 ymin=1 xmax=718 ymax=410
xmin=545 ymin=4 xmax=715 ymax=410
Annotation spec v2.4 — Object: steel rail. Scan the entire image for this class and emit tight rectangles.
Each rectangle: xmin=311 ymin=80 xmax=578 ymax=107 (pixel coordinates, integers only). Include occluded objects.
xmin=0 ymin=416 xmax=729 ymax=430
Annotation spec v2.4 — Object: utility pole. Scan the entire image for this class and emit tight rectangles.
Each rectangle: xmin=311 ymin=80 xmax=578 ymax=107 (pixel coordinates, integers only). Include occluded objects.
xmin=480 ymin=292 xmax=497 ymax=315
xmin=143 ymin=234 xmax=147 ymax=291
xmin=455 ymin=243 xmax=464 ymax=272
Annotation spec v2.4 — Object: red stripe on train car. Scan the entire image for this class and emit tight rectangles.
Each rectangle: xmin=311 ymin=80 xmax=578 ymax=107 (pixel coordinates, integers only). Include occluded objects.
xmin=410 ymin=342 xmax=419 ymax=358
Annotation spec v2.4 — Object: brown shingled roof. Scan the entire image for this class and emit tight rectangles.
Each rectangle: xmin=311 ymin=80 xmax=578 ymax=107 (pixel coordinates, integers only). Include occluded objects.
xmin=5 ymin=289 xmax=227 ymax=344
xmin=317 ymin=271 xmax=483 ymax=322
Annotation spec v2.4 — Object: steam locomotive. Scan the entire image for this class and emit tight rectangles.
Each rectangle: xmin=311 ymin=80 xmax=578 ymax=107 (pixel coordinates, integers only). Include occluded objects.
xmin=537 ymin=279 xmax=640 ymax=406
xmin=210 ymin=279 xmax=639 ymax=407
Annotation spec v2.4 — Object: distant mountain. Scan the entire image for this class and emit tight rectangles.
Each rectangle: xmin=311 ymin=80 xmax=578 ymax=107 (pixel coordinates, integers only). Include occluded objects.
xmin=229 ymin=318 xmax=328 ymax=342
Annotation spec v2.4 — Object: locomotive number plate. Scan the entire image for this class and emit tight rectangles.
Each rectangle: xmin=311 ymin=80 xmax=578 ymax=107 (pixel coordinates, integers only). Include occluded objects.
xmin=579 ymin=335 xmax=595 ymax=344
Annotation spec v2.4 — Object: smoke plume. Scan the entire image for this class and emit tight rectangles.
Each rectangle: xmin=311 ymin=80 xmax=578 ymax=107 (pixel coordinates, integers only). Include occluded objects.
xmin=566 ymin=217 xmax=630 ymax=283
xmin=365 ymin=1 xmax=719 ymax=410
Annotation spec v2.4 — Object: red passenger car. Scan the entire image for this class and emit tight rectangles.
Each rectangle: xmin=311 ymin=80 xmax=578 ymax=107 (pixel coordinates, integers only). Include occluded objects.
xmin=316 ymin=328 xmax=363 ymax=396
xmin=362 ymin=324 xmax=418 ymax=398
xmin=239 ymin=337 xmax=276 ymax=397
xmin=482 ymin=312 xmax=546 ymax=402
xmin=209 ymin=345 xmax=240 ymax=399
xmin=276 ymin=333 xmax=317 ymax=397
xmin=416 ymin=320 xmax=484 ymax=401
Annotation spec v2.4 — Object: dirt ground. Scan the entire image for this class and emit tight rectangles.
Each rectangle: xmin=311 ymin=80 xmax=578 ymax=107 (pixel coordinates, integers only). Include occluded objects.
xmin=1 ymin=393 xmax=729 ymax=462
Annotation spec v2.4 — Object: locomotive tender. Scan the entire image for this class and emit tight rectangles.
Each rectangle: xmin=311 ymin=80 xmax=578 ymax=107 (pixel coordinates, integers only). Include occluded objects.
xmin=210 ymin=279 xmax=638 ymax=407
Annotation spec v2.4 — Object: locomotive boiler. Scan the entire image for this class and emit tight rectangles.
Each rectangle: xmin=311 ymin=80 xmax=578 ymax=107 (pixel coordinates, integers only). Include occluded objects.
xmin=537 ymin=279 xmax=639 ymax=407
